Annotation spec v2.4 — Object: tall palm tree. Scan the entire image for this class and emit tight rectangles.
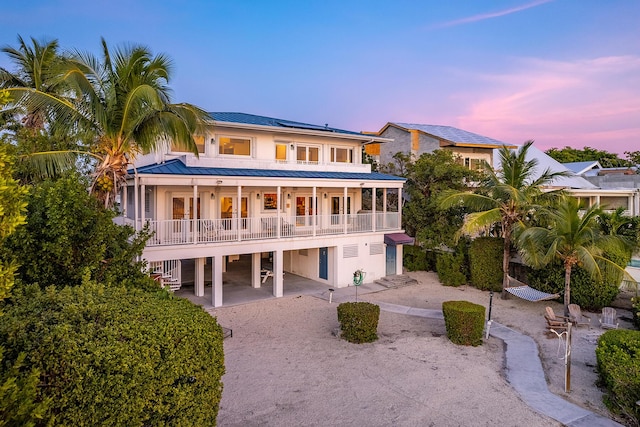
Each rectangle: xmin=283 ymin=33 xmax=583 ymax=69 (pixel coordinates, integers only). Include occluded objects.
xmin=7 ymin=38 xmax=209 ymax=207
xmin=440 ymin=141 xmax=569 ymax=298
xmin=517 ymin=196 xmax=634 ymax=315
xmin=0 ymin=35 xmax=64 ymax=130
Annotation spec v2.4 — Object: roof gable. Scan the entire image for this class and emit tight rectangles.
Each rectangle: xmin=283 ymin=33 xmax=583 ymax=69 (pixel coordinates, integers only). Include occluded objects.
xmin=380 ymin=122 xmax=515 ymax=149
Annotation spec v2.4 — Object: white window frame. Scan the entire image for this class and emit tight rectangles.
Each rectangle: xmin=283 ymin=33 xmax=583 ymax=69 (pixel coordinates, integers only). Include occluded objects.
xmin=217 ymin=135 xmax=253 ymax=157
xmin=330 ymin=146 xmax=354 ymax=163
xmin=296 ymin=144 xmax=320 ymax=164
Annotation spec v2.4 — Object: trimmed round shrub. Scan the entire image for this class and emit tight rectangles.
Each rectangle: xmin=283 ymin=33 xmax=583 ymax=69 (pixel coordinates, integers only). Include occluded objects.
xmin=436 ymin=251 xmax=467 ymax=287
xmin=442 ymin=300 xmax=485 ymax=346
xmin=337 ymin=302 xmax=380 ymax=343
xmin=469 ymin=237 xmax=503 ymax=291
xmin=596 ymin=329 xmax=640 ymax=424
xmin=0 ymin=283 xmax=225 ymax=426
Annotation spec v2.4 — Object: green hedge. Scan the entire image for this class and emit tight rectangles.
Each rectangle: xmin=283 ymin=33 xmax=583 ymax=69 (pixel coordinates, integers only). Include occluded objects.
xmin=442 ymin=300 xmax=485 ymax=346
xmin=337 ymin=302 xmax=380 ymax=343
xmin=436 ymin=251 xmax=467 ymax=287
xmin=403 ymin=245 xmax=431 ymax=272
xmin=596 ymin=329 xmax=640 ymax=424
xmin=469 ymin=237 xmax=503 ymax=292
xmin=527 ymin=250 xmax=627 ymax=311
xmin=0 ymin=283 xmax=225 ymax=426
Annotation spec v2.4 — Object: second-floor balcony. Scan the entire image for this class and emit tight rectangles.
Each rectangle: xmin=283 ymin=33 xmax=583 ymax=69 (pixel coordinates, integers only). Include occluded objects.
xmin=145 ymin=212 xmax=401 ymax=246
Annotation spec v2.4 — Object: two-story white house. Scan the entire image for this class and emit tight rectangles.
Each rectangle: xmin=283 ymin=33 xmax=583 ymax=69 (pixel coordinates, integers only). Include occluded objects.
xmin=120 ymin=113 xmax=411 ymax=307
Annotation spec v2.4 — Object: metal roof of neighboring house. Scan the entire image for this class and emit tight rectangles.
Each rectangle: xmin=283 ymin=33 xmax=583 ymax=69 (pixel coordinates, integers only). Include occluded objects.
xmin=562 ymin=161 xmax=602 ymax=176
xmin=133 ymin=159 xmax=405 ymax=181
xmin=387 ymin=123 xmax=515 ymax=148
xmin=494 ymin=145 xmax=597 ymax=189
xmin=209 ymin=112 xmax=364 ymax=136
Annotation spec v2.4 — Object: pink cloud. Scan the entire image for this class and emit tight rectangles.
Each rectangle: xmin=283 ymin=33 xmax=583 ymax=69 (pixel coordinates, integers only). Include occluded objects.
xmin=456 ymin=55 xmax=640 ymax=155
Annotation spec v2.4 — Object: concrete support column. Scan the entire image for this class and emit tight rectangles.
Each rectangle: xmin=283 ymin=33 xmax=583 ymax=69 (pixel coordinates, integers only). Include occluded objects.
xmin=273 ymin=249 xmax=284 ymax=298
xmin=195 ymin=257 xmax=205 ymax=297
xmin=212 ymin=256 xmax=223 ymax=307
xmin=252 ymin=252 xmax=261 ymax=288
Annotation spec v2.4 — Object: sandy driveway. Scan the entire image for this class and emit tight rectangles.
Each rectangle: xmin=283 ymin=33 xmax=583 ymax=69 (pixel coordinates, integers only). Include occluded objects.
xmin=210 ymin=271 xmax=631 ymax=426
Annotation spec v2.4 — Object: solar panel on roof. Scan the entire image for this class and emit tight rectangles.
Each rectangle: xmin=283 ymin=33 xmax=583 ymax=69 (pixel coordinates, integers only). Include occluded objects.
xmin=276 ymin=120 xmax=333 ymax=132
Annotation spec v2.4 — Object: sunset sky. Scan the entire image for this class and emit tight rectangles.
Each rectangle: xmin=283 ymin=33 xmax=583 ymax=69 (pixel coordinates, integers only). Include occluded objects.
xmin=1 ymin=0 xmax=638 ymax=155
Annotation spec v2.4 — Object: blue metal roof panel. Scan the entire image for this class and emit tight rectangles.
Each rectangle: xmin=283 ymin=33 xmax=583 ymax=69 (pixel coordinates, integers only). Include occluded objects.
xmin=209 ymin=112 xmax=364 ymax=136
xmin=134 ymin=159 xmax=405 ymax=181
xmin=393 ymin=123 xmax=510 ymax=147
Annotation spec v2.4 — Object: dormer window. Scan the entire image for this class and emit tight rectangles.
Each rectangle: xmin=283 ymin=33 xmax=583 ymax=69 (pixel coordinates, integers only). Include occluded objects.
xmin=219 ymin=136 xmax=252 ymax=156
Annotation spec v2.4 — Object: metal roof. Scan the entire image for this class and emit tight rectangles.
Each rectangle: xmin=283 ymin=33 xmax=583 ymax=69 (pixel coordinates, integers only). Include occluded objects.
xmin=134 ymin=159 xmax=405 ymax=181
xmin=391 ymin=123 xmax=512 ymax=147
xmin=562 ymin=161 xmax=601 ymax=175
xmin=209 ymin=112 xmax=364 ymax=136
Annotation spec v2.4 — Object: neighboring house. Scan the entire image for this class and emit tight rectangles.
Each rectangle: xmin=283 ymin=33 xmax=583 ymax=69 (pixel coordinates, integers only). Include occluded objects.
xmin=121 ymin=112 xmax=411 ymax=307
xmin=562 ymin=161 xmax=602 ymax=177
xmin=367 ymin=123 xmax=516 ymax=170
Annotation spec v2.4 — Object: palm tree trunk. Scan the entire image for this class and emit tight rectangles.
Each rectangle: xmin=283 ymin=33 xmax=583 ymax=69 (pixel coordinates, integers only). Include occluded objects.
xmin=501 ymin=233 xmax=510 ymax=299
xmin=564 ymin=263 xmax=572 ymax=317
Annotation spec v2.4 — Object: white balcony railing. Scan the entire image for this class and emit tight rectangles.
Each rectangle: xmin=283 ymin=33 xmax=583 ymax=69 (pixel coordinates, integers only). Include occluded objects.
xmin=145 ymin=212 xmax=400 ymax=246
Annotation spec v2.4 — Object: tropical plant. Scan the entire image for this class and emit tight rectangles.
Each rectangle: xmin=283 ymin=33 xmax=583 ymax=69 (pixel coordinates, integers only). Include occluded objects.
xmin=0 ymin=35 xmax=64 ymax=131
xmin=440 ymin=141 xmax=568 ymax=298
xmin=5 ymin=37 xmax=209 ymax=207
xmin=517 ymin=196 xmax=635 ymax=315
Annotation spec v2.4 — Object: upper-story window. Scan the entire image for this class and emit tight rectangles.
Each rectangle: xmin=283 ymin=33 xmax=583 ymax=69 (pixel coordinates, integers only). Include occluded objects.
xmin=331 ymin=147 xmax=353 ymax=163
xmin=297 ymin=145 xmax=319 ymax=164
xmin=219 ymin=136 xmax=251 ymax=156
xmin=171 ymin=135 xmax=205 ymax=154
xmin=458 ymin=156 xmax=486 ymax=171
xmin=275 ymin=143 xmax=288 ymax=162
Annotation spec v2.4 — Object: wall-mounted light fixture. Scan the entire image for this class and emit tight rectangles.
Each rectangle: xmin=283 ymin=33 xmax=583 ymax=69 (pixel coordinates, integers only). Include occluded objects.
xmin=287 ymin=193 xmax=291 ymax=200
xmin=256 ymin=193 xmax=261 ymax=199
xmin=360 ymin=182 xmax=365 ymax=187
xmin=210 ymin=193 xmax=216 ymax=200
xmin=290 ymin=144 xmax=295 ymax=150
xmin=323 ymin=193 xmax=328 ymax=199
xmin=210 ymin=138 xmax=215 ymax=144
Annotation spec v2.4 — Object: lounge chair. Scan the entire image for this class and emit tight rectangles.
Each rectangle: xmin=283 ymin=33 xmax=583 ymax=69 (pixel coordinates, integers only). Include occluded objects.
xmin=568 ymin=304 xmax=591 ymax=327
xmin=599 ymin=307 xmax=619 ymax=329
xmin=545 ymin=306 xmax=569 ymax=331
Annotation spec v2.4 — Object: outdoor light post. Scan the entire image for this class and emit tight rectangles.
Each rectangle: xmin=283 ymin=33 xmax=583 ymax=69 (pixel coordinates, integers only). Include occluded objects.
xmin=486 ymin=290 xmax=494 ymax=339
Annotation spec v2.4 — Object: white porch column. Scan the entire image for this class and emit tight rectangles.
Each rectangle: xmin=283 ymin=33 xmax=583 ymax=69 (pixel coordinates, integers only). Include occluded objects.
xmin=251 ymin=252 xmax=261 ymax=288
xmin=195 ymin=257 xmax=205 ymax=297
xmin=237 ymin=185 xmax=242 ymax=241
xmin=277 ymin=185 xmax=281 ymax=238
xmin=134 ymin=175 xmax=139 ymax=231
xmin=312 ymin=186 xmax=317 ymax=236
xmin=383 ymin=189 xmax=388 ymax=229
xmin=122 ymin=184 xmax=128 ymax=218
xmin=372 ymin=187 xmax=377 ymax=232
xmin=193 ymin=184 xmax=198 ymax=243
xmin=343 ymin=186 xmax=348 ymax=234
xmin=140 ymin=184 xmax=146 ymax=226
xmin=212 ymin=256 xmax=223 ymax=307
xmin=273 ymin=249 xmax=284 ymax=298
xmin=398 ymin=188 xmax=402 ymax=229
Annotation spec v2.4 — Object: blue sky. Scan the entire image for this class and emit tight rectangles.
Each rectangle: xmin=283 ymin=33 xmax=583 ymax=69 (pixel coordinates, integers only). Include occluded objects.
xmin=1 ymin=0 xmax=638 ymax=155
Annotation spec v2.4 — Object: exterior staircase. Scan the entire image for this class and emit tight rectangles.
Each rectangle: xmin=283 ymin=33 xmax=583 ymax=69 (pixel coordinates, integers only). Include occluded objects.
xmin=149 ymin=260 xmax=182 ymax=291
xmin=374 ymin=274 xmax=419 ymax=289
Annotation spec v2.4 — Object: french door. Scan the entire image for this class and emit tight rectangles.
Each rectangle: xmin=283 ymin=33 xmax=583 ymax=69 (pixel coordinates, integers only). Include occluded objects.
xmin=295 ymin=196 xmax=318 ymax=226
xmin=331 ymin=196 xmax=351 ymax=224
xmin=171 ymin=196 xmax=200 ymax=237
xmin=221 ymin=196 xmax=248 ymax=230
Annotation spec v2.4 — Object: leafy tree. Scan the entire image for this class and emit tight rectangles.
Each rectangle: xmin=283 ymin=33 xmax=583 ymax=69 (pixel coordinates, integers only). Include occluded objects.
xmin=5 ymin=38 xmax=209 ymax=207
xmin=518 ymin=196 xmax=634 ymax=315
xmin=440 ymin=141 xmax=568 ymax=298
xmin=625 ymin=150 xmax=640 ymax=166
xmin=3 ymin=174 xmax=151 ymax=289
xmin=545 ymin=146 xmax=631 ymax=168
xmin=0 ymin=101 xmax=49 ymax=426
xmin=390 ymin=150 xmax=480 ymax=252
